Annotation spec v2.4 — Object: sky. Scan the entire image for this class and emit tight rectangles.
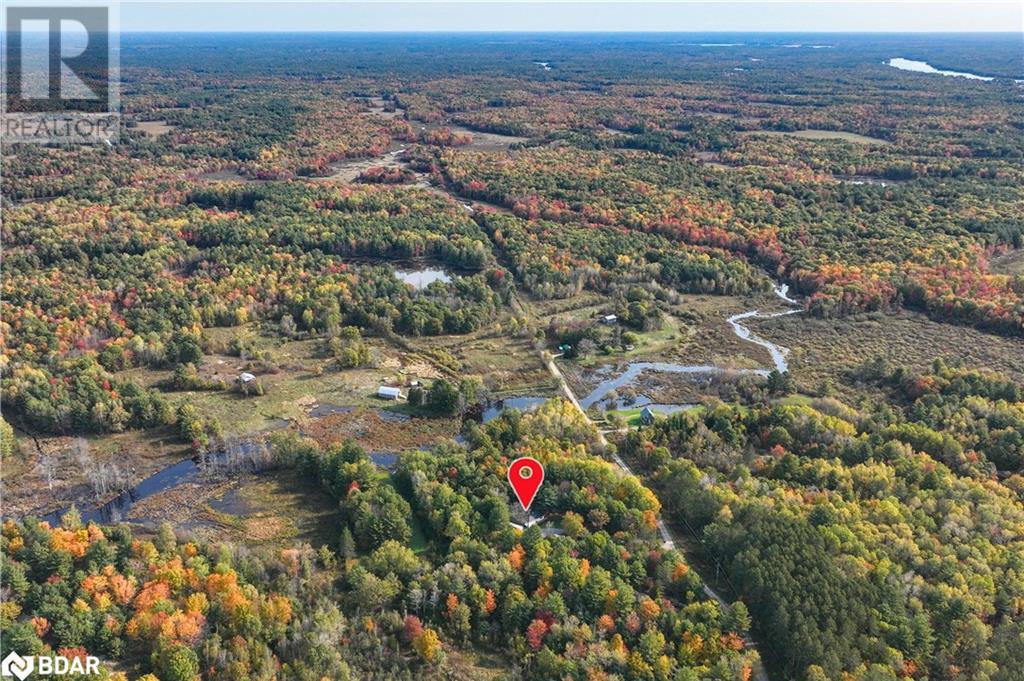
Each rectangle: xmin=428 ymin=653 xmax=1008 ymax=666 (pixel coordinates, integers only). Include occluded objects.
xmin=115 ymin=1 xmax=1023 ymax=33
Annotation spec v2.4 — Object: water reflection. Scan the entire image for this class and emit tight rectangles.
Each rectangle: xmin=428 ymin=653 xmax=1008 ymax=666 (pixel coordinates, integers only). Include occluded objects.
xmin=395 ymin=267 xmax=453 ymax=290
xmin=887 ymin=58 xmax=993 ymax=81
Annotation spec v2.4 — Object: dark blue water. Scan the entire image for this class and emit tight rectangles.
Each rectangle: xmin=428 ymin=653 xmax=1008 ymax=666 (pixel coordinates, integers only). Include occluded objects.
xmin=480 ymin=396 xmax=547 ymax=422
xmin=596 ymin=393 xmax=697 ymax=415
xmin=370 ymin=452 xmax=399 ymax=469
xmin=41 ymin=456 xmax=204 ymax=526
xmin=37 ymin=428 xmax=411 ymax=526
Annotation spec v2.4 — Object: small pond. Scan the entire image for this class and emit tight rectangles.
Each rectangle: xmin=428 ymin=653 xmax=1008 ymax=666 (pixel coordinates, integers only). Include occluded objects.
xmin=596 ymin=393 xmax=696 ymax=415
xmin=307 ymin=403 xmax=355 ymax=418
xmin=836 ymin=175 xmax=900 ymax=187
xmin=580 ymin=362 xmax=726 ymax=410
xmin=38 ymin=446 xmax=256 ymax=526
xmin=480 ymin=396 xmax=548 ymax=423
xmin=395 ymin=266 xmax=453 ymax=290
xmin=370 ymin=452 xmax=399 ymax=469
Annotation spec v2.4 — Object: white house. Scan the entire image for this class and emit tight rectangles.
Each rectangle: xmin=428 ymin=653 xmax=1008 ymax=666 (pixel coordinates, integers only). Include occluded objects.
xmin=601 ymin=314 xmax=618 ymax=325
xmin=377 ymin=386 xmax=402 ymax=400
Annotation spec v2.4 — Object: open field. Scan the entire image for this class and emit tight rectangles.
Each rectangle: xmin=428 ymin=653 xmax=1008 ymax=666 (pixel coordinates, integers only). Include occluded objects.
xmin=990 ymin=248 xmax=1024 ymax=275
xmin=308 ymin=147 xmax=409 ymax=182
xmin=411 ymin=326 xmax=555 ymax=395
xmin=444 ymin=649 xmax=509 ymax=681
xmin=360 ymin=96 xmax=405 ymax=119
xmin=134 ymin=120 xmax=176 ymax=136
xmin=303 ymin=408 xmax=460 ymax=451
xmin=447 ymin=125 xmax=529 ymax=151
xmin=533 ymin=297 xmax=692 ymax=364
xmin=749 ymin=308 xmax=1024 ymax=397
xmin=744 ymin=129 xmax=891 ymax=144
xmin=693 ymin=151 xmax=734 ymax=170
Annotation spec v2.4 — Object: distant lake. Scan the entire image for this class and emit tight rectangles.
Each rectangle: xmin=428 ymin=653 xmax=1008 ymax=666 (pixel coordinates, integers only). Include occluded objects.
xmin=886 ymin=58 xmax=993 ymax=81
xmin=395 ymin=266 xmax=452 ymax=290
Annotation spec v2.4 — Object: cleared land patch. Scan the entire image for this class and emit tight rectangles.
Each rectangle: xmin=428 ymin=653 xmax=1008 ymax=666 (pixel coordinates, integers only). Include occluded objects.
xmin=135 ymin=120 xmax=176 ymax=136
xmin=745 ymin=129 xmax=891 ymax=144
xmin=748 ymin=309 xmax=1024 ymax=399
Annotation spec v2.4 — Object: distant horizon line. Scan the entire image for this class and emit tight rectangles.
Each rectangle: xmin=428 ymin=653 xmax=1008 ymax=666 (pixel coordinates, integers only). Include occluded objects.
xmin=114 ymin=29 xmax=1023 ymax=34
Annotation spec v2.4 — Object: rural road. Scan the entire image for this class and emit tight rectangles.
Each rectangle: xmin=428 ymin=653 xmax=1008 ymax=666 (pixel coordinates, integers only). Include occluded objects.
xmin=502 ymin=222 xmax=785 ymax=681
xmin=539 ymin=347 xmax=772 ymax=681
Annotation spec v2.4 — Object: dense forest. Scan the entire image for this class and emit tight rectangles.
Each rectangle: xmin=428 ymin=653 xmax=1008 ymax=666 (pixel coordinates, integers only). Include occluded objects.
xmin=2 ymin=31 xmax=1022 ymax=681
xmin=3 ymin=403 xmax=761 ymax=679
xmin=2 ymin=184 xmax=503 ymax=434
xmin=620 ymin=360 xmax=1024 ymax=680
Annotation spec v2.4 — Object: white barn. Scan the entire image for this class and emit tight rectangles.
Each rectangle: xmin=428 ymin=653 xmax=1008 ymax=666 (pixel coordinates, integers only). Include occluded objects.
xmin=377 ymin=386 xmax=402 ymax=400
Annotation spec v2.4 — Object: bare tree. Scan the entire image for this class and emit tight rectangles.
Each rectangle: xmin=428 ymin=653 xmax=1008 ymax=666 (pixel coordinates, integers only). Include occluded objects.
xmin=577 ymin=338 xmax=597 ymax=358
xmin=36 ymin=455 xmax=57 ymax=492
xmin=71 ymin=438 xmax=127 ymax=499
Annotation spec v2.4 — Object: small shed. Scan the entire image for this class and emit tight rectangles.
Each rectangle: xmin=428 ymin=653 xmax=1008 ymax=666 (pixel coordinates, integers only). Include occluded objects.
xmin=639 ymin=406 xmax=655 ymax=425
xmin=377 ymin=386 xmax=402 ymax=400
xmin=601 ymin=314 xmax=618 ymax=325
xmin=238 ymin=372 xmax=256 ymax=384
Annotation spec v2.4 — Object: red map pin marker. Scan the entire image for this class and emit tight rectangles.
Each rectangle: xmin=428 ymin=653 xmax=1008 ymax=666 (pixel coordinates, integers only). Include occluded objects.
xmin=508 ymin=457 xmax=544 ymax=512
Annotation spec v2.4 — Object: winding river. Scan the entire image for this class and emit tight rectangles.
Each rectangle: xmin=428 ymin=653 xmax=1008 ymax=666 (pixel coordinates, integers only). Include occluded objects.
xmin=579 ymin=283 xmax=801 ymax=409
xmin=35 ymin=274 xmax=802 ymax=527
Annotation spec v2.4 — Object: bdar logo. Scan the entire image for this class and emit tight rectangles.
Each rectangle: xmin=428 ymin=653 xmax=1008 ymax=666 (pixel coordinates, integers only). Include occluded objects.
xmin=1 ymin=651 xmax=34 ymax=681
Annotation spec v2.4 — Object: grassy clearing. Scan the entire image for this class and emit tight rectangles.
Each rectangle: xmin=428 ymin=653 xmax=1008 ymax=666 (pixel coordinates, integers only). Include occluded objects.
xmin=381 ymin=475 xmax=431 ymax=554
xmin=134 ymin=120 xmax=175 ymax=136
xmin=414 ymin=328 xmax=553 ymax=394
xmin=621 ymin=314 xmax=689 ymax=358
xmin=563 ymin=311 xmax=692 ymax=369
xmin=774 ymin=394 xmax=814 ymax=407
xmin=990 ymin=248 xmax=1024 ymax=275
xmin=408 ymin=516 xmax=430 ymax=554
xmin=304 ymin=409 xmax=460 ymax=451
xmin=603 ymin=407 xmax=647 ymax=426
xmin=749 ymin=310 xmax=1024 ymax=399
xmin=129 ymin=469 xmax=342 ymax=550
xmin=745 ymin=129 xmax=891 ymax=145
xmin=443 ymin=648 xmax=509 ymax=680
xmin=227 ymin=470 xmax=341 ymax=549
